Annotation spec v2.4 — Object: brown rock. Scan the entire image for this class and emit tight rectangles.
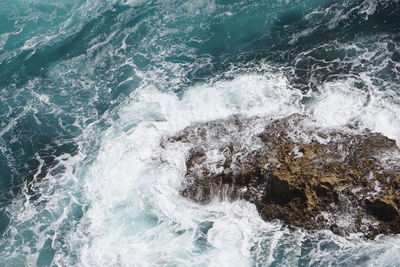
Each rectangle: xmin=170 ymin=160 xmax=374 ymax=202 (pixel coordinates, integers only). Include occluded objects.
xmin=164 ymin=114 xmax=400 ymax=238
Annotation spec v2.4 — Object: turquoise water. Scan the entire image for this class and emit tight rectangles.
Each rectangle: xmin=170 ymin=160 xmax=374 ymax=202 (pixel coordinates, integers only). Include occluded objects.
xmin=0 ymin=0 xmax=399 ymax=266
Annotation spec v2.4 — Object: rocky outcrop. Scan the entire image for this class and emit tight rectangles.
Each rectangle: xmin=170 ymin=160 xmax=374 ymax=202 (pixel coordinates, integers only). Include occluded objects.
xmin=164 ymin=114 xmax=400 ymax=238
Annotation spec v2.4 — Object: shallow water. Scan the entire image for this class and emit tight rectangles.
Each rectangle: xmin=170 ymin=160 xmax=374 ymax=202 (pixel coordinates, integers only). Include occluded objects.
xmin=0 ymin=0 xmax=399 ymax=266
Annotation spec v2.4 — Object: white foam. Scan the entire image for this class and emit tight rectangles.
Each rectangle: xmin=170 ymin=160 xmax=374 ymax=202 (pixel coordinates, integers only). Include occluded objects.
xmin=76 ymin=73 xmax=301 ymax=266
xmin=307 ymin=78 xmax=400 ymax=144
xmin=310 ymin=79 xmax=368 ymax=126
xmin=71 ymin=67 xmax=400 ymax=266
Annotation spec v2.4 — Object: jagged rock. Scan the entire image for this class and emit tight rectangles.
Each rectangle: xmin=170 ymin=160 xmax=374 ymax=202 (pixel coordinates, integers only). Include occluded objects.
xmin=163 ymin=114 xmax=400 ymax=238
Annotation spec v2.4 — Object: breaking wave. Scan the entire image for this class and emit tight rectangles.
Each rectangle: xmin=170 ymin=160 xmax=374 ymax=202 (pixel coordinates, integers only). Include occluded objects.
xmin=0 ymin=0 xmax=399 ymax=266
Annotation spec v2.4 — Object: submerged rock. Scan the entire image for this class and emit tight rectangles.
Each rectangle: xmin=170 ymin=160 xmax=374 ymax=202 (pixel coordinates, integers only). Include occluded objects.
xmin=164 ymin=114 xmax=400 ymax=238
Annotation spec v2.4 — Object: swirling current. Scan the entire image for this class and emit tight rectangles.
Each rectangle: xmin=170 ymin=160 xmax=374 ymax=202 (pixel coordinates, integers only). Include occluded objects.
xmin=0 ymin=0 xmax=400 ymax=266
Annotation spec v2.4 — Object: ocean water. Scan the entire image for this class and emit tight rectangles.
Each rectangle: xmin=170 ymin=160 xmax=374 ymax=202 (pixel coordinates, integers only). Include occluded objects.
xmin=0 ymin=0 xmax=399 ymax=266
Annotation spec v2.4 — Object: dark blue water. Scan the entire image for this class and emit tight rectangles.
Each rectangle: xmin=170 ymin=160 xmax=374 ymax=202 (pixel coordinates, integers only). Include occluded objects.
xmin=0 ymin=0 xmax=399 ymax=266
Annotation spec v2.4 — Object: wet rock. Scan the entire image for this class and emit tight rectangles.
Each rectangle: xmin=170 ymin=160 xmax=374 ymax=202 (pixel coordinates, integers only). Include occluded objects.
xmin=365 ymin=199 xmax=399 ymax=222
xmin=164 ymin=114 xmax=400 ymax=238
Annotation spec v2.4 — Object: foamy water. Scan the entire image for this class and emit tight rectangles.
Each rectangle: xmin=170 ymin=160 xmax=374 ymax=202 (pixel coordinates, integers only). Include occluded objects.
xmin=1 ymin=0 xmax=400 ymax=266
xmin=69 ymin=72 xmax=400 ymax=266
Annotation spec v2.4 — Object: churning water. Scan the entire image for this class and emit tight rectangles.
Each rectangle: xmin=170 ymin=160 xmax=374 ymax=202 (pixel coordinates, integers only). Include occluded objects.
xmin=0 ymin=0 xmax=400 ymax=266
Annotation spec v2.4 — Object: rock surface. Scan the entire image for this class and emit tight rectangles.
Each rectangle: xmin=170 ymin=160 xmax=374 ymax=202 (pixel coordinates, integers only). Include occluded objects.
xmin=164 ymin=114 xmax=400 ymax=238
